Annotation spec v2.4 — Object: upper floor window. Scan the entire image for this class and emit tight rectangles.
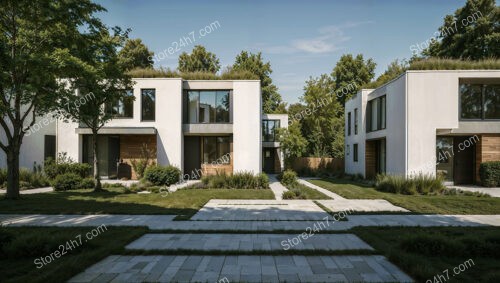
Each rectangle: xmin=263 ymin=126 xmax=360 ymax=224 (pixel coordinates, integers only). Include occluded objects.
xmin=460 ymin=83 xmax=499 ymax=120
xmin=262 ymin=119 xmax=280 ymax=142
xmin=347 ymin=112 xmax=351 ymax=136
xmin=185 ymin=90 xmax=230 ymax=123
xmin=366 ymin=95 xmax=386 ymax=132
xmin=354 ymin=108 xmax=358 ymax=135
xmin=353 ymin=143 xmax=358 ymax=162
xmin=141 ymin=89 xmax=155 ymax=121
xmin=107 ymin=90 xmax=134 ymax=118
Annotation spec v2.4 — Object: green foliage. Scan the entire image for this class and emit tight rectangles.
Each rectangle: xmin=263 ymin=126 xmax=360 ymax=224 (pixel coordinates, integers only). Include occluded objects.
xmin=282 ymin=189 xmax=306 ymax=199
xmin=409 ymin=58 xmax=500 ymax=70
xmin=178 ymin=45 xmax=220 ymax=73
xmin=0 ymin=169 xmax=6 ymax=188
xmin=118 ymin=38 xmax=154 ymax=70
xmin=79 ymin=178 xmax=95 ymax=189
xmin=375 ymin=174 xmax=446 ymax=195
xmin=130 ymin=143 xmax=157 ymax=179
xmin=143 ymin=165 xmax=181 ymax=186
xmin=232 ymin=51 xmax=286 ymax=113
xmin=364 ymin=59 xmax=409 ymax=89
xmin=199 ymin=172 xmax=270 ymax=189
xmin=331 ymin=54 xmax=376 ymax=105
xmin=44 ymin=158 xmax=92 ymax=179
xmin=422 ymin=0 xmax=499 ymax=59
xmin=127 ymin=67 xmax=258 ymax=80
xmin=52 ymin=173 xmax=83 ymax=191
xmin=279 ymin=169 xmax=299 ymax=187
xmin=19 ymin=168 xmax=50 ymax=188
xmin=479 ymin=161 xmax=500 ymax=187
xmin=276 ymin=123 xmax=308 ymax=166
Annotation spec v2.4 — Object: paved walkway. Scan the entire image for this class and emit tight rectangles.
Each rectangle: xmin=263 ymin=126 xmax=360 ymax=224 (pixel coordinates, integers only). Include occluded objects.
xmin=448 ymin=185 xmax=500 ymax=197
xmin=0 ymin=187 xmax=53 ymax=194
xmin=269 ymin=174 xmax=288 ymax=200
xmin=68 ymin=255 xmax=413 ymax=283
xmin=126 ymin=233 xmax=374 ymax=252
xmin=2 ymin=214 xmax=499 ymax=230
xmin=317 ymin=199 xmax=409 ymax=212
xmin=190 ymin=199 xmax=330 ymax=221
xmin=298 ymin=179 xmax=344 ymax=199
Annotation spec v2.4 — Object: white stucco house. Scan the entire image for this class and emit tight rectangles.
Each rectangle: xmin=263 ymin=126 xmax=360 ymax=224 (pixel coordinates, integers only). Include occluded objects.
xmin=345 ymin=70 xmax=500 ymax=185
xmin=1 ymin=79 xmax=287 ymax=179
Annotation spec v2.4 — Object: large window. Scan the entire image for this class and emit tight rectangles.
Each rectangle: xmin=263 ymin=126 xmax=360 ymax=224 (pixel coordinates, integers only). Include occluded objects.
xmin=262 ymin=119 xmax=280 ymax=142
xmin=202 ymin=136 xmax=231 ymax=164
xmin=461 ymin=83 xmax=499 ymax=120
xmin=141 ymin=89 xmax=155 ymax=121
xmin=366 ymin=95 xmax=386 ymax=132
xmin=185 ymin=90 xmax=230 ymax=123
xmin=108 ymin=90 xmax=133 ymax=118
xmin=347 ymin=112 xmax=351 ymax=136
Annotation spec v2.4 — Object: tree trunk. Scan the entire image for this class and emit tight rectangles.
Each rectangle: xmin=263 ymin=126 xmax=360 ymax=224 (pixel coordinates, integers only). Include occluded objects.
xmin=92 ymin=131 xmax=103 ymax=192
xmin=6 ymin=146 xmax=20 ymax=199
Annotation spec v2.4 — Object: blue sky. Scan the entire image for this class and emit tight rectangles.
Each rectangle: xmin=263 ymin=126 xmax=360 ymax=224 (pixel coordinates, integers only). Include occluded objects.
xmin=96 ymin=0 xmax=466 ymax=104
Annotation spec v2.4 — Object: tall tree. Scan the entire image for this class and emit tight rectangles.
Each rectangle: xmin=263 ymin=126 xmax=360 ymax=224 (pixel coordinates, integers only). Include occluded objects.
xmin=232 ymin=51 xmax=286 ymax=113
xmin=423 ymin=0 xmax=499 ymax=59
xmin=178 ymin=45 xmax=220 ymax=73
xmin=54 ymin=28 xmax=133 ymax=191
xmin=365 ymin=59 xmax=408 ymax=88
xmin=118 ymin=38 xmax=154 ymax=70
xmin=277 ymin=123 xmax=308 ymax=168
xmin=0 ymin=0 xmax=106 ymax=199
xmin=331 ymin=54 xmax=376 ymax=105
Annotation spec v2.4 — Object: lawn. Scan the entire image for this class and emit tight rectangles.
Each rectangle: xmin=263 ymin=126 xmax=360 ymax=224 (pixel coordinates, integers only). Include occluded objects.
xmin=0 ymin=226 xmax=147 ymax=283
xmin=309 ymin=178 xmax=500 ymax=214
xmin=283 ymin=183 xmax=331 ymax=199
xmin=353 ymin=226 xmax=500 ymax=283
xmin=0 ymin=188 xmax=274 ymax=218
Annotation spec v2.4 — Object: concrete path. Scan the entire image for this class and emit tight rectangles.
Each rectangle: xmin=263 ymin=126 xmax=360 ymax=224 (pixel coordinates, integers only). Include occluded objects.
xmin=0 ymin=187 xmax=53 ymax=194
xmin=269 ymin=174 xmax=288 ymax=200
xmin=317 ymin=199 xmax=409 ymax=212
xmin=190 ymin=199 xmax=330 ymax=221
xmin=448 ymin=185 xmax=500 ymax=197
xmin=298 ymin=178 xmax=345 ymax=199
xmin=126 ymin=233 xmax=374 ymax=252
xmin=2 ymin=214 xmax=499 ymax=230
xmin=68 ymin=255 xmax=413 ymax=283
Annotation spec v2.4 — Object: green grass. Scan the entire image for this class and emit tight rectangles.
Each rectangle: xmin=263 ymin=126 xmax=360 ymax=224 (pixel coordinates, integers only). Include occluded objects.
xmin=0 ymin=226 xmax=147 ymax=283
xmin=282 ymin=183 xmax=331 ymax=199
xmin=309 ymin=178 xmax=500 ymax=214
xmin=353 ymin=226 xmax=500 ymax=283
xmin=0 ymin=188 xmax=274 ymax=218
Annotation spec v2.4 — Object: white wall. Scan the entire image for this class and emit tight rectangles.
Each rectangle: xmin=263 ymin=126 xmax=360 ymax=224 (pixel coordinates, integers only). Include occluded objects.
xmin=0 ymin=114 xmax=57 ymax=170
xmin=406 ymin=70 xmax=500 ymax=176
xmin=233 ymin=81 xmax=262 ymax=173
xmin=344 ymin=90 xmax=369 ymax=176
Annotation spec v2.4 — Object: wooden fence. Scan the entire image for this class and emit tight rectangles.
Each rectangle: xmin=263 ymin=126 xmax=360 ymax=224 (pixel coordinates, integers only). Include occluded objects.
xmin=291 ymin=157 xmax=344 ymax=173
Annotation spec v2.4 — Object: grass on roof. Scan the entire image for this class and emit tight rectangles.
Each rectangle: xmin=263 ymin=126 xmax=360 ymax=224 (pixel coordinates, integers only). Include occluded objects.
xmin=409 ymin=58 xmax=500 ymax=70
xmin=127 ymin=67 xmax=259 ymax=80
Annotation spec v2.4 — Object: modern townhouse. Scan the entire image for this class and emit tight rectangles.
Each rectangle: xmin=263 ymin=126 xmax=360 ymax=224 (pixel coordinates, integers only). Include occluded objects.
xmin=345 ymin=70 xmax=500 ymax=185
xmin=0 ymin=79 xmax=287 ymax=179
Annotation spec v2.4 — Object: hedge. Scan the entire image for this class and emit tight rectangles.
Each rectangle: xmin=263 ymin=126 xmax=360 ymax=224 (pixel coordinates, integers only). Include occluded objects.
xmin=479 ymin=161 xmax=500 ymax=187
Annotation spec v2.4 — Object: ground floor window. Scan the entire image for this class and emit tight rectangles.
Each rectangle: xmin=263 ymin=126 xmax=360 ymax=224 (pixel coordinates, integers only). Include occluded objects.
xmin=202 ymin=136 xmax=231 ymax=164
xmin=436 ymin=136 xmax=454 ymax=182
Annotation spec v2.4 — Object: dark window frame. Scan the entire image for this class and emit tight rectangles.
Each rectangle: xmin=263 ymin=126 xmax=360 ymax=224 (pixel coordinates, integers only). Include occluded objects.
xmin=262 ymin=119 xmax=281 ymax=142
xmin=459 ymin=83 xmax=500 ymax=121
xmin=366 ymin=95 xmax=387 ymax=132
xmin=107 ymin=89 xmax=134 ymax=119
xmin=201 ymin=136 xmax=232 ymax=164
xmin=141 ymin=88 xmax=156 ymax=121
xmin=184 ymin=90 xmax=232 ymax=124
xmin=354 ymin=108 xmax=358 ymax=135
xmin=353 ymin=143 xmax=358 ymax=162
xmin=347 ymin=112 xmax=351 ymax=136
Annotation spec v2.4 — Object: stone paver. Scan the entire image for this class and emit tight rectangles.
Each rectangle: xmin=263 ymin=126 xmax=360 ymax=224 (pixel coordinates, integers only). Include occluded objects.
xmin=190 ymin=199 xmax=330 ymax=220
xmin=269 ymin=174 xmax=288 ymax=200
xmin=2 ymin=214 xmax=499 ymax=230
xmin=317 ymin=199 xmax=409 ymax=212
xmin=298 ymin=178 xmax=345 ymax=199
xmin=68 ymin=255 xmax=413 ymax=283
xmin=0 ymin=187 xmax=53 ymax=194
xmin=448 ymin=185 xmax=500 ymax=197
xmin=126 ymin=233 xmax=373 ymax=251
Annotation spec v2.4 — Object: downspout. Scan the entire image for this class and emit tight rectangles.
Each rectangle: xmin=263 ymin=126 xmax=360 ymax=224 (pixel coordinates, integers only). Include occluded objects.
xmin=405 ymin=72 xmax=409 ymax=177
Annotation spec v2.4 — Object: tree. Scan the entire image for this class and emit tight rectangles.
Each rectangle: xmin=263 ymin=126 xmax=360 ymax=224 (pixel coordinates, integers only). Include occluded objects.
xmin=232 ymin=51 xmax=286 ymax=113
xmin=423 ymin=0 xmax=499 ymax=59
xmin=118 ymin=38 xmax=154 ymax=70
xmin=364 ymin=59 xmax=409 ymax=89
xmin=331 ymin=54 xmax=376 ymax=105
xmin=178 ymin=45 xmax=220 ymax=73
xmin=0 ymin=0 xmax=106 ymax=199
xmin=277 ymin=123 xmax=308 ymax=168
xmin=54 ymin=28 xmax=133 ymax=191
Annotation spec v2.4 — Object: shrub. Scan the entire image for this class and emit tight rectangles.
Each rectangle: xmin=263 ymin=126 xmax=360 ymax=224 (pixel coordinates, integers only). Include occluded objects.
xmin=375 ymin=174 xmax=445 ymax=195
xmin=52 ymin=173 xmax=82 ymax=191
xmin=198 ymin=172 xmax=270 ymax=189
xmin=279 ymin=169 xmax=298 ymax=187
xmin=44 ymin=155 xmax=92 ymax=180
xmin=79 ymin=178 xmax=95 ymax=189
xmin=479 ymin=161 xmax=500 ymax=187
xmin=0 ymin=169 xmax=6 ymax=188
xmin=282 ymin=189 xmax=305 ymax=199
xmin=130 ymin=143 xmax=157 ymax=179
xmin=144 ymin=165 xmax=181 ymax=186
xmin=18 ymin=168 xmax=50 ymax=188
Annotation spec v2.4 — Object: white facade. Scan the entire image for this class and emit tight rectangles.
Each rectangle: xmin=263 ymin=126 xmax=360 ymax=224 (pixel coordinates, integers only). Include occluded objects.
xmin=345 ymin=70 xmax=500 ymax=182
